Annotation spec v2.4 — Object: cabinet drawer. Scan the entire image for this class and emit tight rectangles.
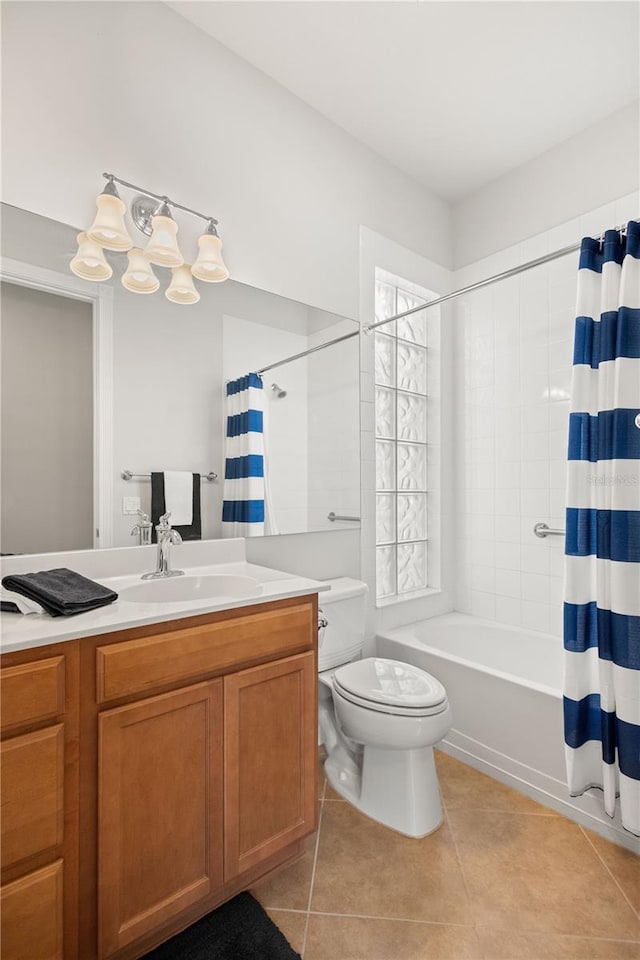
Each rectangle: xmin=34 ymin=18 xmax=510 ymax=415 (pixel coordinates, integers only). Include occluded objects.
xmin=96 ymin=599 xmax=315 ymax=703
xmin=1 ymin=657 xmax=65 ymax=734
xmin=0 ymin=860 xmax=64 ymax=960
xmin=1 ymin=725 xmax=64 ymax=871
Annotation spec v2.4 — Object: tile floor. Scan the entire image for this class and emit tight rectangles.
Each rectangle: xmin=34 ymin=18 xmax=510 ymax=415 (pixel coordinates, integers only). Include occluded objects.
xmin=253 ymin=751 xmax=639 ymax=959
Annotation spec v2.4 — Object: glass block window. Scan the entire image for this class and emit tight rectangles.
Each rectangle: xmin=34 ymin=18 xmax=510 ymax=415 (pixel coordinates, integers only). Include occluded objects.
xmin=374 ymin=277 xmax=431 ymax=602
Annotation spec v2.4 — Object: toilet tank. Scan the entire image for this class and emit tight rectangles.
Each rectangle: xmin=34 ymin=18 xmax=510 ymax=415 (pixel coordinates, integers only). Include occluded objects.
xmin=317 ymin=578 xmax=368 ymax=672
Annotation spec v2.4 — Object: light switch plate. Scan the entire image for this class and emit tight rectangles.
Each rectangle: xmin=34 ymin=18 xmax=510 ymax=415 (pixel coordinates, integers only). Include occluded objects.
xmin=123 ymin=496 xmax=141 ymax=515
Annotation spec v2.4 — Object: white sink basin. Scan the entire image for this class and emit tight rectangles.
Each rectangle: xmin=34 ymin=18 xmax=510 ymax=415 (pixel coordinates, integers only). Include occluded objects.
xmin=119 ymin=574 xmax=263 ymax=604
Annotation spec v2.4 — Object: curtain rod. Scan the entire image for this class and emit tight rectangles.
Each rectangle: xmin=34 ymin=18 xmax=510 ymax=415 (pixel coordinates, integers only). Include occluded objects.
xmin=256 ymin=329 xmax=359 ymax=374
xmin=255 ymin=217 xmax=638 ymax=374
xmin=365 ymin=217 xmax=639 ymax=334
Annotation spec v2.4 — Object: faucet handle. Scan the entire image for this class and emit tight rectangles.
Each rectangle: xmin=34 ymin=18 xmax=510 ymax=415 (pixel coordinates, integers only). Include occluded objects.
xmin=157 ymin=512 xmax=172 ymax=531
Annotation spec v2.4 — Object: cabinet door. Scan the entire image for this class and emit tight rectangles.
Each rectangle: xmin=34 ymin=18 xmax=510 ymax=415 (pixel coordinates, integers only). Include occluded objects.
xmin=224 ymin=651 xmax=317 ymax=879
xmin=98 ymin=681 xmax=223 ymax=959
xmin=0 ymin=860 xmax=64 ymax=960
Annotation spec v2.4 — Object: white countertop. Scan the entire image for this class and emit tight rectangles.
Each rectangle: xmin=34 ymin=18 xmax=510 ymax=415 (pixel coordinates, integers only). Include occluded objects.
xmin=0 ymin=542 xmax=329 ymax=654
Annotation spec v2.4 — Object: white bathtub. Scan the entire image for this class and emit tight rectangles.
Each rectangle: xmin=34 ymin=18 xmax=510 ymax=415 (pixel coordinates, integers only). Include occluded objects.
xmin=377 ymin=612 xmax=634 ymax=850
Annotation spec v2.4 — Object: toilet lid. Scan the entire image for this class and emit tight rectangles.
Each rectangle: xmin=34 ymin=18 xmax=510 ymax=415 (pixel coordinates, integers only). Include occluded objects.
xmin=333 ymin=657 xmax=447 ymax=712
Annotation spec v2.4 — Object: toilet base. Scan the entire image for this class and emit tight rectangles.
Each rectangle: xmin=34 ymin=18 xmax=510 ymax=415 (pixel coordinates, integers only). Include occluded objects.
xmin=325 ymin=744 xmax=443 ymax=838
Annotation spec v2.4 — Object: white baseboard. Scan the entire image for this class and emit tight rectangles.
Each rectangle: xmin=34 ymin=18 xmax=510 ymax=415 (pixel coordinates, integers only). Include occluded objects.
xmin=440 ymin=728 xmax=638 ymax=853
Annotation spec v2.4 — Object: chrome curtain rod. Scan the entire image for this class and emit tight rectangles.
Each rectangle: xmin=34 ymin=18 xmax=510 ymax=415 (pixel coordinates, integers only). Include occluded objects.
xmin=365 ymin=218 xmax=639 ymax=334
xmin=256 ymin=217 xmax=639 ymax=374
xmin=256 ymin=330 xmax=359 ymax=374
xmin=103 ymin=172 xmax=218 ymax=225
xmin=257 ymin=235 xmax=589 ymax=375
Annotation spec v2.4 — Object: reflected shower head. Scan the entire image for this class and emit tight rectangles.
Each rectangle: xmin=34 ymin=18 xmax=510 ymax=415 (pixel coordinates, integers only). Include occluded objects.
xmin=271 ymin=382 xmax=287 ymax=398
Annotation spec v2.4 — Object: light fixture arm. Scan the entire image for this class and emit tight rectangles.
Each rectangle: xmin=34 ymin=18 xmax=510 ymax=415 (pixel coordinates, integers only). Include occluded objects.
xmin=102 ymin=172 xmax=218 ymax=225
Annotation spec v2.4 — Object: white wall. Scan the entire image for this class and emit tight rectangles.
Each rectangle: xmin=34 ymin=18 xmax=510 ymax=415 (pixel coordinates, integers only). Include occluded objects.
xmin=453 ymin=102 xmax=640 ymax=268
xmin=454 ymin=191 xmax=639 ymax=637
xmin=112 ymin=281 xmax=223 ymax=545
xmin=306 ymin=320 xmax=360 ymax=533
xmin=0 ymin=0 xmax=452 ymax=324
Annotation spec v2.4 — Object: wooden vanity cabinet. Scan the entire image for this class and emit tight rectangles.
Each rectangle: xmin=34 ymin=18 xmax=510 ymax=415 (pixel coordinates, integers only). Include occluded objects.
xmin=0 ymin=593 xmax=318 ymax=960
xmin=92 ymin=595 xmax=317 ymax=959
xmin=0 ymin=645 xmax=80 ymax=960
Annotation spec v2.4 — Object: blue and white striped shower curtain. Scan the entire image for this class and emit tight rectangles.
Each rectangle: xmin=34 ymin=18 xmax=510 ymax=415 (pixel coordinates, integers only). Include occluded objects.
xmin=563 ymin=221 xmax=640 ymax=837
xmin=221 ymin=373 xmax=266 ymax=537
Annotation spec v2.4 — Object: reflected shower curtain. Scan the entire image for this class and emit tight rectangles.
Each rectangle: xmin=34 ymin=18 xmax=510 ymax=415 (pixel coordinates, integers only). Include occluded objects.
xmin=563 ymin=221 xmax=640 ymax=836
xmin=221 ymin=373 xmax=266 ymax=537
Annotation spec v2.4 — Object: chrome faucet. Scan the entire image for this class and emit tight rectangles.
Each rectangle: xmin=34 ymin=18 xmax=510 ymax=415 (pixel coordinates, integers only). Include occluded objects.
xmin=142 ymin=513 xmax=184 ymax=580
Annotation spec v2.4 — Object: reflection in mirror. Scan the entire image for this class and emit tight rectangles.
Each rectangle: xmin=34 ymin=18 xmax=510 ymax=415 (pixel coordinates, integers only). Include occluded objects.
xmin=0 ymin=203 xmax=360 ymax=555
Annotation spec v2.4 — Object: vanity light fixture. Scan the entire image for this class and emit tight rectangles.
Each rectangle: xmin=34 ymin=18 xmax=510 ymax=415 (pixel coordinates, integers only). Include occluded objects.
xmin=122 ymin=248 xmax=160 ymax=294
xmin=71 ymin=173 xmax=229 ymax=303
xmin=143 ymin=201 xmax=184 ymax=268
xmin=166 ymin=264 xmax=200 ymax=305
xmin=192 ymin=220 xmax=229 ymax=283
xmin=87 ymin=176 xmax=133 ymax=252
xmin=70 ymin=232 xmax=113 ymax=281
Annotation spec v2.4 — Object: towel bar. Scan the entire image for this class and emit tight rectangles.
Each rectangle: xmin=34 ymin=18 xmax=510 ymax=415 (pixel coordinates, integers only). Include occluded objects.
xmin=122 ymin=470 xmax=218 ymax=482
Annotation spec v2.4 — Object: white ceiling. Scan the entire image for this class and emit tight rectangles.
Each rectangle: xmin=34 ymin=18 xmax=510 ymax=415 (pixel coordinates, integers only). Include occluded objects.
xmin=168 ymin=1 xmax=639 ymax=202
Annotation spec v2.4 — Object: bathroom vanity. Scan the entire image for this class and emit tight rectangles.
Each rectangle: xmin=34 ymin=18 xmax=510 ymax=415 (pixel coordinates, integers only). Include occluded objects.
xmin=0 ymin=563 xmax=319 ymax=960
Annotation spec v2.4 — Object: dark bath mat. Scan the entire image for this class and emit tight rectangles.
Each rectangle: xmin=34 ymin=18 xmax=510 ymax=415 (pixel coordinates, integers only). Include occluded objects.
xmin=140 ymin=892 xmax=301 ymax=960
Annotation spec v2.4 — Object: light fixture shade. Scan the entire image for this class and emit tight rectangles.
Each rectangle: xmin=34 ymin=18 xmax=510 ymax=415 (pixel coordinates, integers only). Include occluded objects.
xmin=165 ymin=264 xmax=200 ymax=304
xmin=87 ymin=193 xmax=132 ymax=251
xmin=122 ymin=248 xmax=159 ymax=295
xmin=191 ymin=233 xmax=229 ymax=282
xmin=145 ymin=214 xmax=184 ymax=268
xmin=70 ymin=232 xmax=113 ymax=281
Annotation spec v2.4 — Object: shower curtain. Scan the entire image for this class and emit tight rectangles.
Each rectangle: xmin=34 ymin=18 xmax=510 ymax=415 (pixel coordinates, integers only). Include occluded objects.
xmin=563 ymin=221 xmax=640 ymax=836
xmin=221 ymin=373 xmax=266 ymax=537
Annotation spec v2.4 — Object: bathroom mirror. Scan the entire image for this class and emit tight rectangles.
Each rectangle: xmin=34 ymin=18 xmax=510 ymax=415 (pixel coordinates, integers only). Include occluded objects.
xmin=0 ymin=203 xmax=360 ymax=554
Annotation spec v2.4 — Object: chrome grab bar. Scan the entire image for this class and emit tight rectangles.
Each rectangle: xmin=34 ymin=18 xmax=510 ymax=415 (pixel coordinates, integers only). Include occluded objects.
xmin=533 ymin=522 xmax=565 ymax=538
xmin=328 ymin=512 xmax=360 ymax=523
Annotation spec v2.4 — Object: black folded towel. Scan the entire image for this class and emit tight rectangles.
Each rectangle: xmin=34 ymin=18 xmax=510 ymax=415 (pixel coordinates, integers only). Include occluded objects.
xmin=1 ymin=568 xmax=118 ymax=618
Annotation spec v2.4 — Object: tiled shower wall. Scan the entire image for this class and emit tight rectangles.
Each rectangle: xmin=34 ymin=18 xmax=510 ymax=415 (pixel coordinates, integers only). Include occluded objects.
xmin=454 ymin=193 xmax=638 ymax=636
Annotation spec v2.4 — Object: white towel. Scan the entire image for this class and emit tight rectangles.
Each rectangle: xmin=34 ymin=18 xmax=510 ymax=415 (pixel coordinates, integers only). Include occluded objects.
xmin=163 ymin=471 xmax=193 ymax=526
xmin=1 ymin=587 xmax=45 ymax=615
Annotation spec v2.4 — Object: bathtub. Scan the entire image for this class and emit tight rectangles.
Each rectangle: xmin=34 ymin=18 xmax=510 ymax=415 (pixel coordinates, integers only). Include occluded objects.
xmin=377 ymin=612 xmax=634 ymax=850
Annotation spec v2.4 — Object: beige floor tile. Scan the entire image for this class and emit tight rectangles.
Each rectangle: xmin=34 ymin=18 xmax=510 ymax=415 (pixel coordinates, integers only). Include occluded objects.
xmin=304 ymin=915 xmax=483 ymax=960
xmin=310 ymin=801 xmax=471 ymax=924
xmin=448 ymin=810 xmax=639 ymax=940
xmin=435 ymin=751 xmax=557 ymax=816
xmin=477 ymin=927 xmax=640 ymax=959
xmin=266 ymin=908 xmax=307 ymax=955
xmin=252 ymin=833 xmax=317 ymax=911
xmin=582 ymin=829 xmax=640 ymax=915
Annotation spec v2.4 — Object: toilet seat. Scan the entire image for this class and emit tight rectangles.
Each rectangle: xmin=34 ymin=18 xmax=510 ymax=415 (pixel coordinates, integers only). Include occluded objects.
xmin=333 ymin=657 xmax=448 ymax=718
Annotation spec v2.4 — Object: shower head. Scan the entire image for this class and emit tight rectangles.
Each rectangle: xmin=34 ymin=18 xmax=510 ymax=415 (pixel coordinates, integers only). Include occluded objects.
xmin=271 ymin=382 xmax=287 ymax=398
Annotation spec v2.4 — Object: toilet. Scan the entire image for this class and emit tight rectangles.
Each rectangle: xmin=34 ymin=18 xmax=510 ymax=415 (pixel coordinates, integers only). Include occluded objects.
xmin=317 ymin=578 xmax=452 ymax=838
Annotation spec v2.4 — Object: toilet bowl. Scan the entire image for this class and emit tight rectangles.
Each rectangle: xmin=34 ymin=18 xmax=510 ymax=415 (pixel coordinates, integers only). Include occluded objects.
xmin=317 ymin=579 xmax=452 ymax=838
